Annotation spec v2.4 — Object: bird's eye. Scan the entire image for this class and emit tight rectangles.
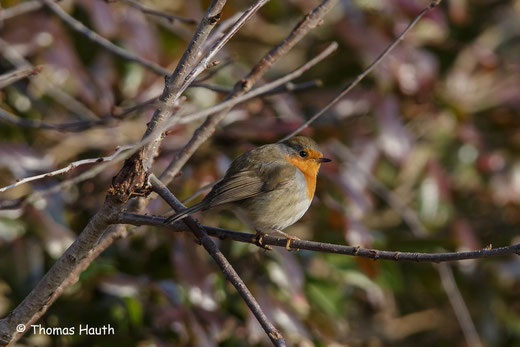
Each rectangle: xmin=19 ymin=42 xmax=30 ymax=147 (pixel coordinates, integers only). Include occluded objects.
xmin=299 ymin=150 xmax=308 ymax=158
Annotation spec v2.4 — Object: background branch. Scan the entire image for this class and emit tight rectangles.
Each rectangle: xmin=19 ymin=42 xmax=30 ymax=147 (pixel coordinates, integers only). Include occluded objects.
xmin=0 ymin=0 xmax=41 ymax=21
xmin=40 ymin=0 xmax=170 ymax=76
xmin=438 ymin=263 xmax=483 ymax=347
xmin=281 ymin=0 xmax=443 ymax=141
xmin=0 ymin=38 xmax=99 ymax=120
xmin=118 ymin=0 xmax=197 ymax=24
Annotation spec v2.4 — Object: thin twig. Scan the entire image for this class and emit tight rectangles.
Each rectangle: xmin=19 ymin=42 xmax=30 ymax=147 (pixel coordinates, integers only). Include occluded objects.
xmin=178 ymin=0 xmax=270 ymax=95
xmin=255 ymin=79 xmax=322 ymax=97
xmin=0 ymin=38 xmax=99 ymax=120
xmin=194 ymin=57 xmax=233 ymax=82
xmin=280 ymin=0 xmax=444 ymax=141
xmin=437 ymin=263 xmax=483 ymax=347
xmin=189 ymin=82 xmax=232 ymax=93
xmin=180 ymin=179 xmax=222 ymax=205
xmin=330 ymin=140 xmax=427 ymax=236
xmin=203 ymin=12 xmax=243 ymax=53
xmin=0 ymin=42 xmax=337 ymax=203
xmin=40 ymin=0 xmax=170 ymax=76
xmin=160 ymin=0 xmax=339 ymax=184
xmin=178 ymin=43 xmax=337 ymax=124
xmin=0 ymin=66 xmax=42 ymax=89
xmin=117 ymin=212 xmax=520 ymax=263
xmin=0 ymin=107 xmax=106 ymax=131
xmin=0 ymin=0 xmax=41 ymax=21
xmin=0 ymin=68 xmax=330 ymax=208
xmin=0 ymin=1 xmax=231 ymax=345
xmin=0 ymin=95 xmax=155 ymax=132
xmin=149 ymin=175 xmax=286 ymax=346
xmin=189 ymin=80 xmax=321 ymax=95
xmin=0 ymin=145 xmax=133 ymax=193
xmin=119 ymin=0 xmax=197 ymax=24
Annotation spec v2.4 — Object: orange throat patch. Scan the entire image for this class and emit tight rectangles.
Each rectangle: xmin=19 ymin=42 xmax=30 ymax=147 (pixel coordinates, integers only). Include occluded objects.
xmin=286 ymin=151 xmax=321 ymax=200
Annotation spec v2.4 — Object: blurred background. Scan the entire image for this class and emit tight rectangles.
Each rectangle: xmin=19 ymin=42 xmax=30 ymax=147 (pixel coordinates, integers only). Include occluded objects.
xmin=1 ymin=0 xmax=520 ymax=345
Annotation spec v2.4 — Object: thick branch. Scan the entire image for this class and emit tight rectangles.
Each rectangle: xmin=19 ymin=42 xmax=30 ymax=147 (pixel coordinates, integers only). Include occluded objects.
xmin=160 ymin=0 xmax=339 ymax=184
xmin=177 ymin=0 xmax=270 ymax=96
xmin=0 ymin=1 xmax=271 ymax=345
xmin=0 ymin=198 xmax=121 ymax=345
xmin=140 ymin=0 xmax=228 ymax=170
xmin=117 ymin=212 xmax=520 ymax=263
xmin=149 ymin=175 xmax=286 ymax=346
xmin=8 ymin=224 xmax=129 ymax=346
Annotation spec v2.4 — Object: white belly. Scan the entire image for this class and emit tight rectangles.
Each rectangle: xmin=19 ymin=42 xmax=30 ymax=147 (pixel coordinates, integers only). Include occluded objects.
xmin=239 ymin=170 xmax=313 ymax=232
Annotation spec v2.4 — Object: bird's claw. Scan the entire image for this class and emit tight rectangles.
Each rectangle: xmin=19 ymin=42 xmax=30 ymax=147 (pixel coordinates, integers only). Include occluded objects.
xmin=285 ymin=236 xmax=300 ymax=251
xmin=254 ymin=233 xmax=272 ymax=251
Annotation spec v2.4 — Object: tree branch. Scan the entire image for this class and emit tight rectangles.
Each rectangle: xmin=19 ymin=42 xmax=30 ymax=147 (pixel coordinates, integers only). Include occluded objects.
xmin=159 ymin=0 xmax=339 ymax=184
xmin=0 ymin=38 xmax=99 ymax=120
xmin=118 ymin=0 xmax=197 ymax=25
xmin=177 ymin=43 xmax=337 ymax=124
xmin=0 ymin=66 xmax=41 ymax=89
xmin=0 ymin=145 xmax=133 ymax=193
xmin=140 ymin=0 xmax=228 ymax=170
xmin=149 ymin=175 xmax=286 ymax=346
xmin=0 ymin=198 xmax=121 ymax=345
xmin=0 ymin=2 xmax=257 ymax=344
xmin=40 ymin=0 xmax=170 ymax=76
xmin=7 ymin=224 xmax=130 ymax=346
xmin=0 ymin=107 xmax=106 ymax=132
xmin=117 ymin=212 xmax=520 ymax=263
xmin=0 ymin=0 xmax=41 ymax=21
xmin=437 ymin=263 xmax=483 ymax=347
xmin=176 ymin=0 xmax=270 ymax=96
xmin=280 ymin=0 xmax=444 ymax=141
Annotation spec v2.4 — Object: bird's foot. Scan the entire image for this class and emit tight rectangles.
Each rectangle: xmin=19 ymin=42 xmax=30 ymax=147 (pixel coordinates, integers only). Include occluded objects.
xmin=271 ymin=230 xmax=300 ymax=251
xmin=253 ymin=232 xmax=272 ymax=251
xmin=284 ymin=235 xmax=300 ymax=251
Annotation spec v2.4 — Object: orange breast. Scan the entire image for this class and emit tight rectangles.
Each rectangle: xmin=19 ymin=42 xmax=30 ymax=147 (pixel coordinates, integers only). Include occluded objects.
xmin=285 ymin=154 xmax=320 ymax=200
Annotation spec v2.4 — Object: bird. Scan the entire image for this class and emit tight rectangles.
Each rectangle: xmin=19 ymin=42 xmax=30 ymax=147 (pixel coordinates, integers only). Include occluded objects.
xmin=164 ymin=136 xmax=331 ymax=250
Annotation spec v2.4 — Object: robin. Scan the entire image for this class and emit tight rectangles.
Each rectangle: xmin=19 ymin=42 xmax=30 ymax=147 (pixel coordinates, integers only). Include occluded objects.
xmin=165 ymin=136 xmax=331 ymax=250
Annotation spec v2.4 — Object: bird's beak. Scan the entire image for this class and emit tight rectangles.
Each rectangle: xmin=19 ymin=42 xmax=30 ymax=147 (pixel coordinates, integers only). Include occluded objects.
xmin=316 ymin=157 xmax=332 ymax=163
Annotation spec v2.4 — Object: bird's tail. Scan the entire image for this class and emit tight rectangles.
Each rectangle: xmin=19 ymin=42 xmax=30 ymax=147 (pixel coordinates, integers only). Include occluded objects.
xmin=164 ymin=203 xmax=204 ymax=224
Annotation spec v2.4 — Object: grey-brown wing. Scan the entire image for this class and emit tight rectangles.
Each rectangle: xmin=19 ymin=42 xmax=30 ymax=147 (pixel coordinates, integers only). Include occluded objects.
xmin=201 ymin=163 xmax=295 ymax=209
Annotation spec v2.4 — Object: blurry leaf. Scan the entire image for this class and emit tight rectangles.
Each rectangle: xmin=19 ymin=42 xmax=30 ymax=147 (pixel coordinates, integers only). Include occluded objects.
xmin=306 ymin=282 xmax=342 ymax=317
xmin=125 ymin=296 xmax=143 ymax=327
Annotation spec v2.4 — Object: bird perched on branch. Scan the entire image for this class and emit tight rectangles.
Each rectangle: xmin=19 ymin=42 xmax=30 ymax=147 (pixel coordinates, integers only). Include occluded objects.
xmin=165 ymin=136 xmax=331 ymax=250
